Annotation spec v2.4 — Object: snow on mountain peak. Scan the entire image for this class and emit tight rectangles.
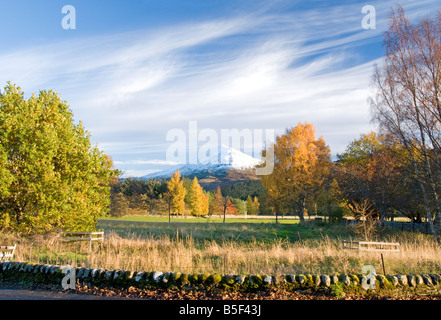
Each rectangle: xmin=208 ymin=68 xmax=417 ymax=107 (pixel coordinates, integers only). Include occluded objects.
xmin=141 ymin=145 xmax=262 ymax=179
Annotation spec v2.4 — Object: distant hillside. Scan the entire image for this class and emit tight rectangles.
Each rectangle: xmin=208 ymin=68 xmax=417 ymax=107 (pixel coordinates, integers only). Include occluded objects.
xmin=140 ymin=145 xmax=263 ymax=190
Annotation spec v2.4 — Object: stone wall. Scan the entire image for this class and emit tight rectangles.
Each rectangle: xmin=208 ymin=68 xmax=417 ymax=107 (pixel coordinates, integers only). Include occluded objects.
xmin=1 ymin=261 xmax=440 ymax=292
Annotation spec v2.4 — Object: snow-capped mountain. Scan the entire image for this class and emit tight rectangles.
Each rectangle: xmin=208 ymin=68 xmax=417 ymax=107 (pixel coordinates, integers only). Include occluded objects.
xmin=141 ymin=145 xmax=262 ymax=180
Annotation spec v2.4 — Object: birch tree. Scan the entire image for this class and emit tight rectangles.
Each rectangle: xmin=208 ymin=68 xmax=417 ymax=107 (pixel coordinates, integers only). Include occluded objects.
xmin=370 ymin=6 xmax=441 ymax=241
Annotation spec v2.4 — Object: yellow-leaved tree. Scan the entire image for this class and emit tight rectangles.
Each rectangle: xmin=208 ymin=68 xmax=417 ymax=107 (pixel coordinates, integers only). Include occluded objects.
xmin=166 ymin=169 xmax=187 ymax=219
xmin=188 ymin=177 xmax=209 ymax=216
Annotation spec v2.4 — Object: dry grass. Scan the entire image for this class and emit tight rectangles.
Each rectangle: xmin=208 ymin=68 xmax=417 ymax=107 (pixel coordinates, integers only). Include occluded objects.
xmin=2 ymin=227 xmax=441 ymax=276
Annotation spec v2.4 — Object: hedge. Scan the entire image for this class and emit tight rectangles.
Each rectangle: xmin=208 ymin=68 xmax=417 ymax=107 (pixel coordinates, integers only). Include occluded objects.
xmin=1 ymin=261 xmax=440 ymax=293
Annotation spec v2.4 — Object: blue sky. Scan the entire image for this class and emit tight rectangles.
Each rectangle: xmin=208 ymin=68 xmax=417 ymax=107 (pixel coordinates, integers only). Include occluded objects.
xmin=1 ymin=0 xmax=440 ymax=177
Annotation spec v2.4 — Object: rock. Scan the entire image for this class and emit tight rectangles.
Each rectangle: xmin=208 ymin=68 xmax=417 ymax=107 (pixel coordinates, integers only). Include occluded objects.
xmin=172 ymin=272 xmax=181 ymax=282
xmin=320 ymin=275 xmax=331 ymax=287
xmin=422 ymin=274 xmax=433 ymax=286
xmin=235 ymin=275 xmax=246 ymax=285
xmin=388 ymin=275 xmax=399 ymax=287
xmin=44 ymin=265 xmax=52 ymax=274
xmin=104 ymin=270 xmax=113 ymax=280
xmin=224 ymin=274 xmax=236 ymax=285
xmin=376 ymin=275 xmax=387 ymax=287
xmin=297 ymin=275 xmax=306 ymax=285
xmin=163 ymin=272 xmax=172 ymax=284
xmin=397 ymin=275 xmax=408 ymax=286
xmin=83 ymin=268 xmax=91 ymax=278
xmin=77 ymin=268 xmax=85 ymax=279
xmin=90 ymin=269 xmax=99 ymax=279
xmin=415 ymin=274 xmax=424 ymax=285
xmin=50 ymin=266 xmax=59 ymax=275
xmin=331 ymin=275 xmax=339 ymax=285
xmin=349 ymin=274 xmax=359 ymax=286
xmin=341 ymin=274 xmax=351 ymax=286
xmin=152 ymin=271 xmax=164 ymax=283
xmin=407 ymin=275 xmax=417 ymax=287
xmin=429 ymin=274 xmax=440 ymax=285
xmin=263 ymin=275 xmax=272 ymax=285
xmin=312 ymin=275 xmax=321 ymax=286
xmin=287 ymin=274 xmax=296 ymax=284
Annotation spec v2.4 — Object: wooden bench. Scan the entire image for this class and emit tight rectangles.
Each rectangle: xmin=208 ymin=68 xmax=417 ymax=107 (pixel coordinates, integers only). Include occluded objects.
xmin=57 ymin=231 xmax=104 ymax=252
xmin=0 ymin=245 xmax=16 ymax=262
xmin=343 ymin=240 xmax=400 ymax=252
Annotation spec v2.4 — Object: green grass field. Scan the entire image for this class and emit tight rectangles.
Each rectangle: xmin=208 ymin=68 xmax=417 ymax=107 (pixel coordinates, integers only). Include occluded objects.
xmin=99 ymin=215 xmax=299 ymax=224
xmin=97 ymin=215 xmax=349 ymax=244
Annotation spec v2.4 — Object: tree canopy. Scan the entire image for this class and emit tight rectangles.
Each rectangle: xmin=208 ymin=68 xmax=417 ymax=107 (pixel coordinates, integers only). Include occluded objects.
xmin=261 ymin=122 xmax=331 ymax=221
xmin=0 ymin=83 xmax=118 ymax=233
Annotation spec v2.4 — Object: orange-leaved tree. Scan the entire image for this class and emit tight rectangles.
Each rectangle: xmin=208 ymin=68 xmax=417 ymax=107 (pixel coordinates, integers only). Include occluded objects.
xmin=261 ymin=122 xmax=331 ymax=221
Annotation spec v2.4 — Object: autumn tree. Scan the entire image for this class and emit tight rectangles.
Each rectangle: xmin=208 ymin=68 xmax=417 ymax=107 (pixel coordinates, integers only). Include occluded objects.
xmin=261 ymin=123 xmax=331 ymax=222
xmin=335 ymin=132 xmax=407 ymax=220
xmin=211 ymin=186 xmax=225 ymax=216
xmin=109 ymin=193 xmax=130 ymax=218
xmin=370 ymin=7 xmax=441 ymax=240
xmin=246 ymin=196 xmax=260 ymax=215
xmin=224 ymin=198 xmax=238 ymax=215
xmin=0 ymin=83 xmax=118 ymax=233
xmin=166 ymin=169 xmax=187 ymax=219
xmin=187 ymin=177 xmax=208 ymax=216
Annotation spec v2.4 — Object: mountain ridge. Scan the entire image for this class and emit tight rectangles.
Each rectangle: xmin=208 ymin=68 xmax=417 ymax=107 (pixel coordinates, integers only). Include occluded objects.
xmin=140 ymin=145 xmax=263 ymax=190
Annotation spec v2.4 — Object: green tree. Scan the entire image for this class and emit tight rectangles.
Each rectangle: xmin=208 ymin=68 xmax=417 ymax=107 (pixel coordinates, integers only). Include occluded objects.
xmin=0 ymin=83 xmax=118 ymax=233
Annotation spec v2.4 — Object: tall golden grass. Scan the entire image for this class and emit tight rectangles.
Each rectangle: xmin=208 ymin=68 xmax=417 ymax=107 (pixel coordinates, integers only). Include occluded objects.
xmin=2 ymin=229 xmax=441 ymax=276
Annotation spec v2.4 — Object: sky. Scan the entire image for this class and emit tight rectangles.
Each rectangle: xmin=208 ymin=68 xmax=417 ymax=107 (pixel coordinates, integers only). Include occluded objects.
xmin=1 ymin=0 xmax=440 ymax=178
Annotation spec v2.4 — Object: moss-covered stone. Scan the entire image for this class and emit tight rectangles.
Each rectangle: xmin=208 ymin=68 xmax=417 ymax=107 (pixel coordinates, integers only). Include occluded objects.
xmin=172 ymin=272 xmax=181 ymax=282
xmin=331 ymin=274 xmax=339 ymax=285
xmin=386 ymin=275 xmax=399 ymax=287
xmin=312 ymin=274 xmax=321 ymax=287
xmin=223 ymin=274 xmax=236 ymax=286
xmin=199 ymin=273 xmax=211 ymax=283
xmin=178 ymin=273 xmax=190 ymax=286
xmin=415 ymin=274 xmax=424 ymax=286
xmin=397 ymin=275 xmax=408 ymax=286
xmin=429 ymin=274 xmax=440 ymax=285
xmin=235 ymin=275 xmax=245 ymax=285
xmin=349 ymin=274 xmax=360 ymax=286
xmin=296 ymin=274 xmax=306 ymax=286
xmin=321 ymin=275 xmax=331 ymax=287
xmin=406 ymin=275 xmax=416 ymax=287
xmin=286 ymin=274 xmax=296 ymax=285
xmin=340 ymin=274 xmax=351 ymax=286
xmin=422 ymin=274 xmax=433 ymax=286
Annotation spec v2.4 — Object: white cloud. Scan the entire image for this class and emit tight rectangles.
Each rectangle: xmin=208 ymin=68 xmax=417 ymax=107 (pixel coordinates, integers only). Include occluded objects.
xmin=114 ymin=159 xmax=180 ymax=166
xmin=1 ymin=0 xmax=440 ymax=174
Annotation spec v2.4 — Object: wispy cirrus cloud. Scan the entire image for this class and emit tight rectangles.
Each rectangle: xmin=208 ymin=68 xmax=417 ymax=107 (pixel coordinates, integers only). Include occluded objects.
xmin=1 ymin=0 xmax=440 ymax=176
